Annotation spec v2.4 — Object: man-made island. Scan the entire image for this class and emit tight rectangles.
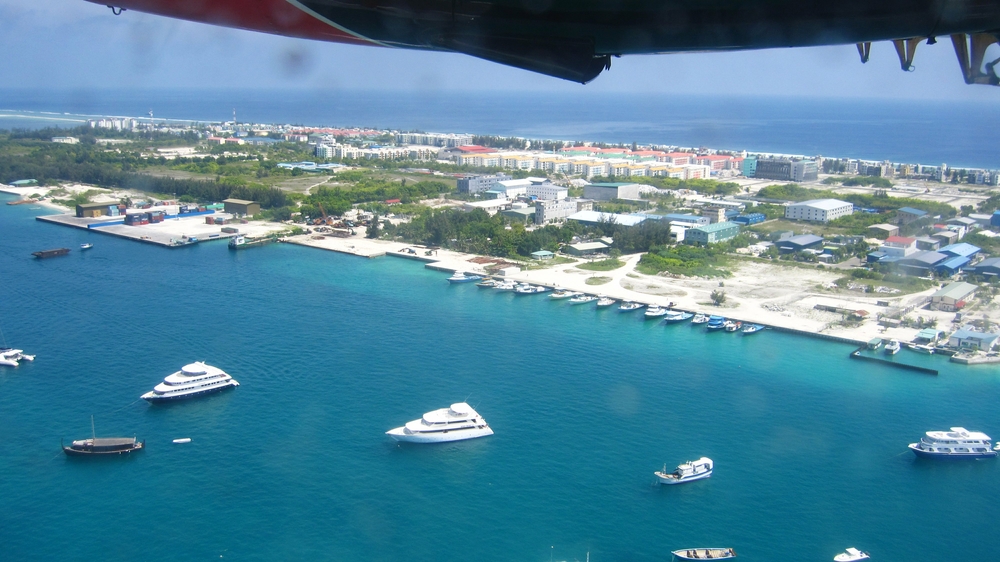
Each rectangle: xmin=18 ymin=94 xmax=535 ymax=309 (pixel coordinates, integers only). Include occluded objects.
xmin=3 ymin=115 xmax=1000 ymax=365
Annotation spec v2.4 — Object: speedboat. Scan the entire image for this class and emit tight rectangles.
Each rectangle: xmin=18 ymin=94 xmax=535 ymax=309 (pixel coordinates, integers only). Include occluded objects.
xmin=447 ymin=272 xmax=483 ymax=283
xmin=619 ymin=301 xmax=644 ymax=312
xmin=884 ymin=339 xmax=901 ymax=355
xmin=672 ymin=548 xmax=735 ymax=560
xmin=141 ymin=362 xmax=240 ymax=402
xmin=476 ymin=279 xmax=498 ymax=288
xmin=596 ymin=296 xmax=617 ymax=307
xmin=492 ymin=281 xmax=517 ymax=291
xmin=645 ymin=306 xmax=669 ymax=318
xmin=907 ymin=343 xmax=935 ymax=354
xmin=550 ymin=290 xmax=578 ymax=299
xmin=834 ymin=548 xmax=870 ymax=561
xmin=706 ymin=316 xmax=726 ymax=331
xmin=908 ymin=427 xmax=998 ymax=458
xmin=386 ymin=402 xmax=493 ymax=443
xmin=80 ymin=243 xmax=93 ymax=250
xmin=724 ymin=321 xmax=742 ymax=332
xmin=570 ymin=294 xmax=598 ymax=305
xmin=741 ymin=324 xmax=764 ymax=335
xmin=664 ymin=310 xmax=693 ymax=323
xmin=656 ymin=457 xmax=713 ymax=485
xmin=514 ymin=284 xmax=550 ymax=295
xmin=690 ymin=313 xmax=709 ymax=324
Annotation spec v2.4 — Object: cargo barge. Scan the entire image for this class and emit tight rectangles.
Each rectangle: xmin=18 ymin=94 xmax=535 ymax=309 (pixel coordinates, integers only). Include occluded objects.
xmin=32 ymin=248 xmax=70 ymax=258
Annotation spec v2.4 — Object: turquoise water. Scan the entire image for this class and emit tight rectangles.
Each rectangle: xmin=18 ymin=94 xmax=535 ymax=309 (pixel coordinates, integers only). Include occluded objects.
xmin=2 ymin=197 xmax=999 ymax=561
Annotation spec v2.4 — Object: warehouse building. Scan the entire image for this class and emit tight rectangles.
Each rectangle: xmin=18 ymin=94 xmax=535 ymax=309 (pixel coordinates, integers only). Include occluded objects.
xmin=685 ymin=221 xmax=740 ymax=245
xmin=784 ymin=199 xmax=853 ymax=223
xmin=222 ymin=199 xmax=261 ymax=216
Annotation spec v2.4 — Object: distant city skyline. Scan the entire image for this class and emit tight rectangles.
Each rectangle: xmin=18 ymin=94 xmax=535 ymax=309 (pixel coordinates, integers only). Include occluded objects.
xmin=1 ymin=0 xmax=997 ymax=101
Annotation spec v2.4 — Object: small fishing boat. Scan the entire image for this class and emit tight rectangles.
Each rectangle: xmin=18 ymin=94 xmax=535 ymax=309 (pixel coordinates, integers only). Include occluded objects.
xmin=645 ymin=306 xmax=668 ymax=318
xmin=834 ymin=547 xmax=870 ymax=561
xmin=550 ymin=290 xmax=578 ymax=299
xmin=664 ymin=310 xmax=694 ymax=323
xmin=884 ymin=339 xmax=901 ymax=355
xmin=706 ymin=316 xmax=726 ymax=331
xmin=656 ymin=457 xmax=713 ymax=485
xmin=172 ymin=438 xmax=192 ymax=444
xmin=62 ymin=416 xmax=144 ymax=456
xmin=80 ymin=243 xmax=94 ymax=250
xmin=672 ymin=548 xmax=736 ymax=560
xmin=690 ymin=313 xmax=709 ymax=324
xmin=476 ymin=279 xmax=498 ymax=288
xmin=619 ymin=301 xmax=644 ymax=312
xmin=741 ymin=324 xmax=764 ymax=335
xmin=514 ymin=284 xmax=550 ymax=295
xmin=492 ymin=281 xmax=517 ymax=291
xmin=596 ymin=296 xmax=617 ymax=308
xmin=569 ymin=294 xmax=598 ymax=305
xmin=447 ymin=272 xmax=483 ymax=283
xmin=907 ymin=343 xmax=935 ymax=354
xmin=724 ymin=320 xmax=742 ymax=332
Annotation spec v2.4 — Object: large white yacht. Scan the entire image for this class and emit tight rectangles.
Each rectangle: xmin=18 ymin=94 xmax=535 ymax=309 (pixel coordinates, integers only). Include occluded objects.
xmin=386 ymin=402 xmax=494 ymax=443
xmin=141 ymin=362 xmax=240 ymax=402
xmin=908 ymin=427 xmax=998 ymax=458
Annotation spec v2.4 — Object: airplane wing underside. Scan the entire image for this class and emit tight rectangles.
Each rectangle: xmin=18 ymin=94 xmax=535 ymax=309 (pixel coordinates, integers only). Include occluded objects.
xmin=88 ymin=0 xmax=1000 ymax=84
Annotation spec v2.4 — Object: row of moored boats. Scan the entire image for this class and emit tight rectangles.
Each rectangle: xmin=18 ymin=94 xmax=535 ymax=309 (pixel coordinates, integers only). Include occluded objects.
xmin=452 ymin=274 xmax=765 ymax=332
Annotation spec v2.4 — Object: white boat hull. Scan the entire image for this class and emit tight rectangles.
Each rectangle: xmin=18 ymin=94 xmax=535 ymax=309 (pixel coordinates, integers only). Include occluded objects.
xmin=656 ymin=470 xmax=712 ymax=484
xmin=386 ymin=426 xmax=494 ymax=443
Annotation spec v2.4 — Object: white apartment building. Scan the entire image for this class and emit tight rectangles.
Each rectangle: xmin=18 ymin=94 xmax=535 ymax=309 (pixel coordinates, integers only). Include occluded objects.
xmin=534 ymin=198 xmax=594 ymax=224
xmin=527 ymin=183 xmax=568 ymax=200
xmin=784 ymin=199 xmax=854 ymax=222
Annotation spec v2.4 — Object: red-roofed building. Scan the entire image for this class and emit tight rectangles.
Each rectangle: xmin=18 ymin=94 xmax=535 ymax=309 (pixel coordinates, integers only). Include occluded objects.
xmin=695 ymin=155 xmax=733 ymax=171
xmin=881 ymin=235 xmax=918 ymax=257
xmin=661 ymin=152 xmax=694 ymax=165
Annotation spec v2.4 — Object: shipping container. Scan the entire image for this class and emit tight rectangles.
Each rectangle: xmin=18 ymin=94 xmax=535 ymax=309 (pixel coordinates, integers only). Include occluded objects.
xmin=221 ymin=227 xmax=239 ymax=234
xmin=206 ymin=217 xmax=215 ymax=224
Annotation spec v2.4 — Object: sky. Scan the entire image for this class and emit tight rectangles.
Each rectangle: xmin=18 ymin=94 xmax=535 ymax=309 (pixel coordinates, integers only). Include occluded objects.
xmin=0 ymin=0 xmax=998 ymax=101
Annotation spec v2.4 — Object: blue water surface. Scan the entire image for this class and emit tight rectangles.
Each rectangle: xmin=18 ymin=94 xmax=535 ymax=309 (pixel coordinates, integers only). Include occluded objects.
xmin=1 ymin=196 xmax=999 ymax=562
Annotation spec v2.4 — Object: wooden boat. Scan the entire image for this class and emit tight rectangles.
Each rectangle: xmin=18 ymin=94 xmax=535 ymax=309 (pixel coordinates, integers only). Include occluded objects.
xmin=672 ymin=548 xmax=736 ymax=560
xmin=62 ymin=416 xmax=144 ymax=456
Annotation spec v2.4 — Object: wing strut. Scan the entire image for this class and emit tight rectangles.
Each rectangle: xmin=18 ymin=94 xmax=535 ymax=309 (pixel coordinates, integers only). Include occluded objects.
xmin=856 ymin=42 xmax=871 ymax=63
xmin=950 ymin=33 xmax=1000 ymax=85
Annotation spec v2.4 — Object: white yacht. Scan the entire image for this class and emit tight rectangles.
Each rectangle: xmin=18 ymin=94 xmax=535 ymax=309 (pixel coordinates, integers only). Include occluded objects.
xmin=884 ymin=339 xmax=901 ymax=355
xmin=908 ymin=427 xmax=998 ymax=458
xmin=570 ymin=294 xmax=598 ymax=305
xmin=386 ymin=402 xmax=494 ymax=443
xmin=619 ymin=301 xmax=644 ymax=312
xmin=656 ymin=457 xmax=714 ymax=485
xmin=550 ymin=290 xmax=578 ymax=299
xmin=0 ymin=348 xmax=34 ymax=367
xmin=596 ymin=296 xmax=617 ymax=308
xmin=691 ymin=313 xmax=709 ymax=324
xmin=141 ymin=362 xmax=240 ymax=402
xmin=834 ymin=548 xmax=870 ymax=561
xmin=492 ymin=280 xmax=517 ymax=291
xmin=645 ymin=306 xmax=668 ymax=318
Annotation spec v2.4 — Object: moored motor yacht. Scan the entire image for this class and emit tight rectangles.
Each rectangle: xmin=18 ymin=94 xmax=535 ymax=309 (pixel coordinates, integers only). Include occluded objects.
xmin=724 ymin=321 xmax=742 ymax=332
xmin=690 ymin=313 xmax=709 ymax=324
xmin=141 ymin=362 xmax=239 ymax=402
xmin=908 ymin=427 xmax=998 ymax=458
xmin=834 ymin=547 xmax=870 ymax=561
xmin=386 ymin=402 xmax=494 ymax=443
xmin=550 ymin=290 xmax=578 ymax=299
xmin=907 ymin=343 xmax=934 ymax=354
xmin=476 ymin=279 xmax=498 ymax=288
xmin=884 ymin=339 xmax=901 ymax=355
xmin=447 ymin=272 xmax=483 ymax=283
xmin=672 ymin=548 xmax=735 ymax=560
xmin=492 ymin=280 xmax=517 ymax=291
xmin=514 ymin=284 xmax=550 ymax=294
xmin=619 ymin=301 xmax=644 ymax=312
xmin=655 ymin=457 xmax=713 ymax=485
xmin=645 ymin=305 xmax=668 ymax=318
xmin=596 ymin=296 xmax=616 ymax=307
xmin=570 ymin=294 xmax=598 ymax=305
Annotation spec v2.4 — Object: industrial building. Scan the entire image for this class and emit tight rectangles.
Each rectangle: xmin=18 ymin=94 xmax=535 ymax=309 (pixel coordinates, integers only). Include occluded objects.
xmin=685 ymin=221 xmax=740 ymax=245
xmin=896 ymin=207 xmax=928 ymax=225
xmin=566 ymin=210 xmax=646 ymax=227
xmin=76 ymin=202 xmax=125 ymax=218
xmin=784 ymin=199 xmax=853 ymax=223
xmin=751 ymin=158 xmax=818 ymax=182
xmin=583 ymin=182 xmax=642 ymax=201
xmin=534 ymin=198 xmax=593 ymax=225
xmin=930 ymin=282 xmax=978 ymax=311
xmin=222 ymin=199 xmax=261 ymax=216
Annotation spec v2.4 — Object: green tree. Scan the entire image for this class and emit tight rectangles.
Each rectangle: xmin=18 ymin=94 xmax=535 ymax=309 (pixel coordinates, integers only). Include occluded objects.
xmin=710 ymin=289 xmax=727 ymax=306
xmin=366 ymin=215 xmax=381 ymax=239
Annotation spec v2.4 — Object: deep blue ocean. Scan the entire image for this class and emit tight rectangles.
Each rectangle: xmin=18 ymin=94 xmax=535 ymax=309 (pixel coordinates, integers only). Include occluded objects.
xmin=1 ymin=89 xmax=998 ymax=169
xmin=2 ymin=196 xmax=1000 ymax=561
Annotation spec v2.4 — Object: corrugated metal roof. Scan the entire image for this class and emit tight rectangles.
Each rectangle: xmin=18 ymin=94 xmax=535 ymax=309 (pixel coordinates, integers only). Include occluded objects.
xmin=932 ymin=282 xmax=978 ymax=300
xmin=939 ymin=243 xmax=981 ymax=257
xmin=567 ymin=211 xmax=646 ymax=226
xmin=936 ymin=256 xmax=970 ymax=271
xmin=692 ymin=221 xmax=740 ymax=233
xmin=897 ymin=207 xmax=928 ymax=215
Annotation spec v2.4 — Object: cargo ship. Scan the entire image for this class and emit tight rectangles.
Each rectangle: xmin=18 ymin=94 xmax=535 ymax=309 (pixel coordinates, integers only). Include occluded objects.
xmin=31 ymin=248 xmax=70 ymax=259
